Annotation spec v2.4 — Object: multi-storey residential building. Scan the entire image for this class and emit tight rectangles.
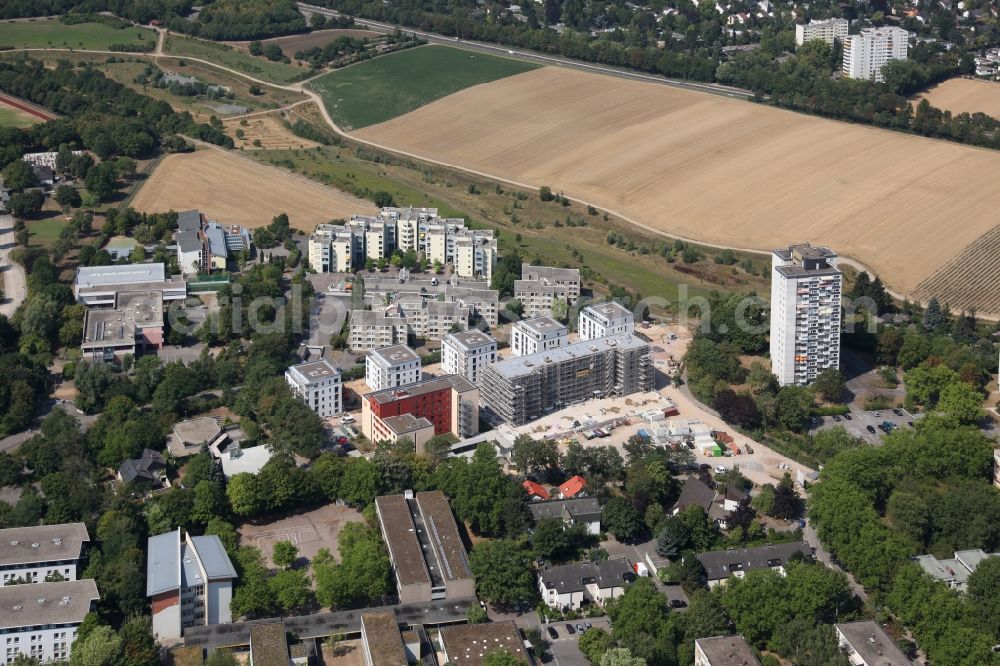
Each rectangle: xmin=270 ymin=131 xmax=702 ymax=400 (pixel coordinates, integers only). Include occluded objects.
xmin=441 ymin=330 xmax=498 ymax=385
xmin=308 ymin=223 xmax=358 ymax=273
xmin=913 ymin=549 xmax=999 ymax=591
xmin=843 ymin=27 xmax=909 ymax=81
xmin=0 ymin=579 xmax=100 ymax=665
xmin=515 ymin=264 xmax=581 ymax=318
xmin=0 ymin=524 xmax=90 ymax=585
xmin=375 ymin=491 xmax=476 ymax=604
xmin=396 ymin=299 xmax=469 ymax=340
xmin=366 ymin=344 xmax=422 ymax=392
xmin=285 ymin=359 xmax=343 ymax=417
xmin=835 ymin=622 xmax=912 ymax=666
xmin=349 ymin=310 xmax=409 ymax=351
xmin=795 ymin=18 xmax=848 ymax=45
xmin=147 ymin=529 xmax=237 ymax=642
xmin=363 ymin=273 xmax=499 ymax=328
xmin=439 ymin=622 xmax=527 ymax=666
xmin=365 ymin=219 xmax=397 ymax=260
xmin=481 ymin=335 xmax=653 ymax=426
xmin=362 ymin=375 xmax=480 ymax=447
xmin=694 ymin=635 xmax=761 ymax=666
xmin=769 ymin=244 xmax=842 ymax=386
xmin=510 ymin=316 xmax=568 ymax=357
xmin=453 ymin=230 xmax=497 ymax=281
xmin=578 ymin=301 xmax=635 ymax=341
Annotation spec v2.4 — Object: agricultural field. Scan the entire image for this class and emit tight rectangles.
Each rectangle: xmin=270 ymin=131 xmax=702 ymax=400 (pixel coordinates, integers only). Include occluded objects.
xmin=223 ymin=111 xmax=321 ymax=150
xmin=131 ymin=147 xmax=373 ymax=229
xmin=307 ymin=45 xmax=538 ymax=131
xmin=0 ymin=18 xmax=156 ymax=50
xmin=913 ymin=223 xmax=1000 ymax=314
xmin=227 ymin=28 xmax=378 ymax=59
xmin=918 ymin=78 xmax=1000 ymax=119
xmin=164 ymin=34 xmax=309 ymax=85
xmin=354 ymin=66 xmax=1000 ymax=314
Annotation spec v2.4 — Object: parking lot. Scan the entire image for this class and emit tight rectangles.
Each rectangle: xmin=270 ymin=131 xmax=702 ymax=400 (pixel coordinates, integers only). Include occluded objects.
xmin=542 ymin=617 xmax=611 ymax=666
xmin=810 ymin=408 xmax=918 ymax=444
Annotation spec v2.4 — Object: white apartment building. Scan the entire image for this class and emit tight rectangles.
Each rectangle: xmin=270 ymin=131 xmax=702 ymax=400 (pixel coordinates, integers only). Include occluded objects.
xmin=795 ymin=18 xmax=848 ymax=45
xmin=395 ymin=299 xmax=469 ymax=340
xmin=0 ymin=524 xmax=90 ymax=585
xmin=441 ymin=330 xmax=498 ymax=385
xmin=769 ymin=244 xmax=842 ymax=386
xmin=454 ymin=232 xmax=497 ymax=282
xmin=515 ymin=264 xmax=582 ymax=319
xmin=694 ymin=635 xmax=761 ymax=666
xmin=366 ymin=344 xmax=422 ymax=392
xmin=835 ymin=621 xmax=912 ymax=666
xmin=0 ymin=579 xmax=99 ymax=665
xmin=309 ymin=223 xmax=357 ymax=273
xmin=147 ymin=530 xmax=237 ymax=643
xmin=843 ymin=27 xmax=909 ymax=81
xmin=349 ymin=310 xmax=409 ymax=351
xmin=285 ymin=359 xmax=343 ymax=417
xmin=365 ymin=220 xmax=397 ymax=260
xmin=578 ymin=301 xmax=635 ymax=341
xmin=510 ymin=316 xmax=568 ymax=357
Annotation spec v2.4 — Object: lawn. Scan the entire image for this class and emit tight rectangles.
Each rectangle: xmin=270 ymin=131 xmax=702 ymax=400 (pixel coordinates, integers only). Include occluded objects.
xmin=307 ymin=45 xmax=538 ymax=130
xmin=165 ymin=34 xmax=308 ymax=85
xmin=0 ymin=19 xmax=156 ymax=50
xmin=0 ymin=105 xmax=38 ymax=128
xmin=27 ymin=217 xmax=68 ymax=246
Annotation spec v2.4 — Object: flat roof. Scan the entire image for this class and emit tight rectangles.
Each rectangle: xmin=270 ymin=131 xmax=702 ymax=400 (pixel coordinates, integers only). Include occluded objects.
xmin=583 ymin=301 xmax=633 ymax=321
xmin=0 ymin=523 xmax=89 ymax=567
xmin=0 ymin=579 xmax=99 ymax=630
xmin=375 ymin=495 xmax=432 ymax=588
xmin=147 ymin=530 xmax=181 ymax=596
xmin=489 ymin=334 xmax=649 ymax=380
xmin=361 ymin=611 xmax=407 ymax=666
xmin=369 ymin=344 xmax=420 ymax=366
xmin=521 ymin=263 xmax=580 ymax=281
xmin=147 ymin=530 xmax=235 ymax=596
xmin=382 ymin=414 xmax=434 ymax=435
xmin=694 ymin=635 xmax=761 ymax=666
xmin=439 ymin=621 xmax=527 ymax=666
xmin=445 ymin=329 xmax=496 ymax=351
xmin=836 ymin=621 xmax=911 ymax=666
xmin=415 ymin=490 xmax=472 ymax=582
xmin=250 ymin=623 xmax=289 ymax=665
xmin=76 ymin=263 xmax=165 ymax=288
xmin=173 ymin=417 xmax=222 ymax=445
xmin=288 ymin=359 xmax=341 ymax=384
xmin=367 ymin=375 xmax=476 ymax=406
xmin=515 ymin=316 xmax=566 ymax=338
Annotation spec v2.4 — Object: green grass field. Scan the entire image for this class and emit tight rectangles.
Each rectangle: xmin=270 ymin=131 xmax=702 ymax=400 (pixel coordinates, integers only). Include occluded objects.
xmin=27 ymin=217 xmax=68 ymax=246
xmin=165 ymin=35 xmax=307 ymax=85
xmin=0 ymin=19 xmax=156 ymax=50
xmin=307 ymin=45 xmax=538 ymax=130
xmin=0 ymin=105 xmax=38 ymax=128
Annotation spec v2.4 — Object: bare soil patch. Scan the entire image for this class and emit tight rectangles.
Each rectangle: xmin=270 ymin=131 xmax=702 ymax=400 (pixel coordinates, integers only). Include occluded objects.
xmin=918 ymin=77 xmax=1000 ymax=119
xmin=227 ymin=29 xmax=379 ymax=58
xmin=224 ymin=111 xmax=321 ymax=150
xmin=131 ymin=147 xmax=374 ymax=229
xmin=354 ymin=67 xmax=1000 ymax=309
xmin=238 ymin=503 xmax=364 ymax=568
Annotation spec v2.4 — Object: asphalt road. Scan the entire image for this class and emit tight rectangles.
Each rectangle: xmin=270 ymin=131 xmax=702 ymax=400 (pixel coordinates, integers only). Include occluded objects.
xmin=297 ymin=3 xmax=751 ymax=100
xmin=184 ymin=597 xmax=475 ymax=652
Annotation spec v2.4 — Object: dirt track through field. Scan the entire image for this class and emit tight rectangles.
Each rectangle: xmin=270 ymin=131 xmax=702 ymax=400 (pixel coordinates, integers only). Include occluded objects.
xmin=353 ymin=66 xmax=1000 ymax=302
xmin=130 ymin=147 xmax=373 ymax=228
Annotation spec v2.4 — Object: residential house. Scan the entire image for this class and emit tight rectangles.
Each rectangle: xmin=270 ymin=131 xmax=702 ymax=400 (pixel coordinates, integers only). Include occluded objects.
xmin=912 ymin=549 xmax=999 ymax=591
xmin=523 ymin=480 xmax=550 ymax=501
xmin=697 ymin=542 xmax=812 ymax=588
xmin=538 ymin=558 xmax=635 ymax=610
xmin=559 ymin=475 xmax=586 ymax=499
xmin=529 ymin=498 xmax=601 ymax=534
xmin=117 ymin=449 xmax=167 ymax=487
xmin=835 ymin=621 xmax=912 ymax=666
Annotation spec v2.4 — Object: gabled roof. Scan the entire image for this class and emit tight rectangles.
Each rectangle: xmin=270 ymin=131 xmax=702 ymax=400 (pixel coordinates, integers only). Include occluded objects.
xmin=538 ymin=558 xmax=634 ymax=594
xmin=671 ymin=477 xmax=716 ymax=514
xmin=697 ymin=542 xmax=811 ymax=582
xmin=559 ymin=475 xmax=586 ymax=498
xmin=523 ymin=480 xmax=550 ymax=500
xmin=118 ymin=448 xmax=165 ymax=483
xmin=529 ymin=498 xmax=601 ymax=524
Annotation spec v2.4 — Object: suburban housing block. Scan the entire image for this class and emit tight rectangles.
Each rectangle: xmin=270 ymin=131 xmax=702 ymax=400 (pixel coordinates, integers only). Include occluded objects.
xmin=285 ymin=358 xmax=343 ymax=417
xmin=366 ymin=344 xmax=422 ymax=392
xmin=510 ymin=316 xmax=568 ymax=357
xmin=515 ymin=263 xmax=581 ymax=319
xmin=362 ymin=375 xmax=480 ymax=448
xmin=537 ymin=558 xmax=634 ymax=610
xmin=578 ymin=301 xmax=635 ymax=341
xmin=441 ymin=330 xmax=498 ymax=385
xmin=0 ymin=523 xmax=90 ymax=585
xmin=0 ymin=579 xmax=100 ymax=665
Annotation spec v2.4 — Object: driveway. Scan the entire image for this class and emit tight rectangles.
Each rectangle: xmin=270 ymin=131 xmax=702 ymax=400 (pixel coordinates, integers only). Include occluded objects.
xmin=0 ymin=214 xmax=27 ymax=318
xmin=602 ymin=536 xmax=689 ymax=610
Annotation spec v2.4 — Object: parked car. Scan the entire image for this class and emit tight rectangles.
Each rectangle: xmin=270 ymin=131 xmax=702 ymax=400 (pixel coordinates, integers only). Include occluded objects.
xmin=843 ymin=413 xmax=852 ymax=420
xmin=715 ymin=465 xmax=726 ymax=474
xmin=547 ymin=627 xmax=559 ymax=640
xmin=341 ymin=414 xmax=356 ymax=424
xmin=832 ymin=415 xmax=841 ymax=422
xmin=669 ymin=599 xmax=687 ymax=608
xmin=866 ymin=425 xmax=876 ymax=434
xmin=575 ymin=624 xmax=586 ymax=635
xmin=565 ymin=624 xmax=576 ymax=635
xmin=892 ymin=408 xmax=903 ymax=416
xmin=584 ymin=622 xmax=592 ymax=630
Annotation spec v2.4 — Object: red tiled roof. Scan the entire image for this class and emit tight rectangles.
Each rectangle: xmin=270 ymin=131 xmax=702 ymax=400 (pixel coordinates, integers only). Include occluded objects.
xmin=559 ymin=475 xmax=586 ymax=498
xmin=523 ymin=480 xmax=549 ymax=500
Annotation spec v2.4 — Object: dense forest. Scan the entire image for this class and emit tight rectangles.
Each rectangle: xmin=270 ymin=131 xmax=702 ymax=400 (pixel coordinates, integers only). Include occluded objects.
xmin=0 ymin=0 xmax=192 ymax=22
xmin=168 ymin=0 xmax=309 ymax=40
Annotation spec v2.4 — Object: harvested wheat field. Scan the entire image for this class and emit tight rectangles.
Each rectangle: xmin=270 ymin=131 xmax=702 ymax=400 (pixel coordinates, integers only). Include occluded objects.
xmin=354 ymin=66 xmax=1000 ymax=311
xmin=913 ymin=223 xmax=1000 ymax=314
xmin=919 ymin=78 xmax=1000 ymax=119
xmin=223 ymin=112 xmax=321 ymax=150
xmin=132 ymin=148 xmax=373 ymax=229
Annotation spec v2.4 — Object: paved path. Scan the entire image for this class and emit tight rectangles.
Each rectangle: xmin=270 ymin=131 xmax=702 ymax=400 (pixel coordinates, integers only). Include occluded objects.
xmin=0 ymin=214 xmax=26 ymax=319
xmin=804 ymin=518 xmax=868 ymax=601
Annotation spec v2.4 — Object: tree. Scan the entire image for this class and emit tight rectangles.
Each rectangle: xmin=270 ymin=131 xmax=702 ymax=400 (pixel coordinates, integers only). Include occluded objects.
xmin=967 ymin=556 xmax=1000 ymax=637
xmin=205 ymin=652 xmax=239 ymax=666
xmin=532 ymin=518 xmax=570 ymax=561
xmin=578 ymin=628 xmax=613 ymax=664
xmin=922 ymin=297 xmax=943 ymax=330
xmin=272 ymin=540 xmax=298 ymax=569
xmin=469 ymin=539 xmax=536 ymax=609
xmin=467 ymin=605 xmax=488 ymax=624
xmin=55 ymin=184 xmax=82 ymax=210
xmin=751 ymin=484 xmax=775 ymax=516
xmin=539 ymin=186 xmax=554 ymax=201
xmin=602 ymin=497 xmax=643 ymax=541
xmin=606 ymin=578 xmax=674 ymax=665
xmin=269 ymin=568 xmax=312 ymax=613
xmin=771 ymin=473 xmax=800 ymax=520
xmin=70 ymin=625 xmax=124 ymax=666
xmin=2 ymin=159 xmax=37 ymax=191
xmin=600 ymin=648 xmax=646 ymax=666
xmin=119 ymin=614 xmax=158 ymax=666
xmin=812 ymin=367 xmax=846 ymax=403
xmin=904 ymin=362 xmax=959 ymax=406
xmin=774 ymin=386 xmax=813 ymax=431
xmin=506 ymin=299 xmax=524 ymax=318
xmin=483 ymin=649 xmax=528 ymax=666
xmin=84 ymin=162 xmax=118 ymax=202
xmin=8 ymin=189 xmax=44 ymax=218
xmin=511 ymin=434 xmax=558 ymax=476
xmin=935 ymin=381 xmax=985 ymax=425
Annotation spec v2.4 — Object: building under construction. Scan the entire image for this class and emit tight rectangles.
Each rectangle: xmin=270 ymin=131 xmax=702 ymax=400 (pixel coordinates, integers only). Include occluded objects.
xmin=480 ymin=334 xmax=653 ymax=426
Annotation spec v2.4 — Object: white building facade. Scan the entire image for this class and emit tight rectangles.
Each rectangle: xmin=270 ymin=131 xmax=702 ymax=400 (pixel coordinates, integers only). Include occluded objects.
xmin=285 ymin=359 xmax=343 ymax=417
xmin=441 ymin=330 xmax=498 ymax=385
xmin=578 ymin=301 xmax=635 ymax=341
xmin=0 ymin=524 xmax=90 ymax=586
xmin=769 ymin=244 xmax=842 ymax=386
xmin=843 ymin=27 xmax=909 ymax=81
xmin=795 ymin=18 xmax=848 ymax=45
xmin=366 ymin=344 xmax=422 ymax=392
xmin=510 ymin=316 xmax=568 ymax=357
xmin=0 ymin=579 xmax=99 ymax=665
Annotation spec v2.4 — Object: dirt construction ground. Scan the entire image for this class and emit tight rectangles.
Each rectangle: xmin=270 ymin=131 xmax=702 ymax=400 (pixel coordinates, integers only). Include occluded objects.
xmin=131 ymin=147 xmax=374 ymax=229
xmin=918 ymin=77 xmax=1000 ymax=119
xmin=238 ymin=503 xmax=364 ymax=568
xmin=353 ymin=66 xmax=1000 ymax=304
